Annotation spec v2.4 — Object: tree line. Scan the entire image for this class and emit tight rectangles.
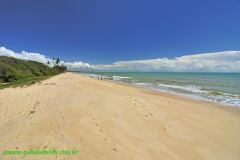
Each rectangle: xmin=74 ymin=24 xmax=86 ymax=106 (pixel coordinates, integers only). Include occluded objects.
xmin=48 ymin=57 xmax=67 ymax=72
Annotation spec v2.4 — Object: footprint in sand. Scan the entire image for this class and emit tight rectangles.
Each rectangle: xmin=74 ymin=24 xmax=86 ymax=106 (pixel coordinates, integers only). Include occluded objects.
xmin=28 ymin=100 xmax=40 ymax=115
xmin=28 ymin=110 xmax=35 ymax=115
xmin=112 ymin=147 xmax=118 ymax=152
xmin=58 ymin=112 xmax=64 ymax=119
xmin=161 ymin=126 xmax=167 ymax=132
xmin=156 ymin=121 xmax=167 ymax=132
xmin=35 ymin=100 xmax=40 ymax=105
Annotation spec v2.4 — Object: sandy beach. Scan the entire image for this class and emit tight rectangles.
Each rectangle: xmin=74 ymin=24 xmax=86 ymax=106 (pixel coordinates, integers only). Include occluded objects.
xmin=0 ymin=72 xmax=240 ymax=160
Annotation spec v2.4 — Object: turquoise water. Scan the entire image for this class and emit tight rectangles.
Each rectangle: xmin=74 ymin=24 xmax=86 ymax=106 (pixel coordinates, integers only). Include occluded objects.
xmin=83 ymin=72 xmax=240 ymax=107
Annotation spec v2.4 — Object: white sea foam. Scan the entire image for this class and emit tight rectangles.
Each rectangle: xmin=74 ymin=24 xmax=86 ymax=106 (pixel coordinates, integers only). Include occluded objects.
xmin=157 ymin=84 xmax=206 ymax=93
xmin=134 ymin=82 xmax=152 ymax=87
xmin=134 ymin=82 xmax=240 ymax=108
xmin=112 ymin=76 xmax=130 ymax=80
xmin=82 ymin=73 xmax=240 ymax=108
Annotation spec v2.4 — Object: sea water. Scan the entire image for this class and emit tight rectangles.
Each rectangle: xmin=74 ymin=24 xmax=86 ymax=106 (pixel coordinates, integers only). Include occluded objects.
xmin=82 ymin=72 xmax=240 ymax=107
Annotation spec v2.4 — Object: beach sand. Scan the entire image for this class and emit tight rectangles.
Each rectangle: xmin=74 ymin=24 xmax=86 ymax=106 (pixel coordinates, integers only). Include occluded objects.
xmin=0 ymin=72 xmax=240 ymax=160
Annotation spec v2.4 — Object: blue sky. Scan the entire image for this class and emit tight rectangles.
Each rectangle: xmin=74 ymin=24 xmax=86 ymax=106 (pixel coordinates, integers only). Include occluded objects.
xmin=0 ymin=0 xmax=240 ymax=65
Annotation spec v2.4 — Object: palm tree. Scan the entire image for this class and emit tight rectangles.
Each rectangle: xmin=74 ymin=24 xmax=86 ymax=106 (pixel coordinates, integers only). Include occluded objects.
xmin=56 ymin=58 xmax=60 ymax=65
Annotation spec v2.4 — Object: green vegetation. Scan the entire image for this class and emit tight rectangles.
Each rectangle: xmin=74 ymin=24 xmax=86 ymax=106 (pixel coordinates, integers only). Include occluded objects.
xmin=0 ymin=56 xmax=66 ymax=88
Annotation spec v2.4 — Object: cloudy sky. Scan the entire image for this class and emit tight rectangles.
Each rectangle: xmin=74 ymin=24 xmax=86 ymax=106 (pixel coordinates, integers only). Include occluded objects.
xmin=0 ymin=0 xmax=240 ymax=65
xmin=1 ymin=46 xmax=240 ymax=72
xmin=0 ymin=0 xmax=240 ymax=72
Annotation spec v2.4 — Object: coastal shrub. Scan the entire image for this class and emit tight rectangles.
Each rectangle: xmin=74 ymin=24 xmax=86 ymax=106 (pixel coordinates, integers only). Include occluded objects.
xmin=0 ymin=70 xmax=17 ymax=82
xmin=0 ymin=56 xmax=62 ymax=84
xmin=53 ymin=65 xmax=67 ymax=72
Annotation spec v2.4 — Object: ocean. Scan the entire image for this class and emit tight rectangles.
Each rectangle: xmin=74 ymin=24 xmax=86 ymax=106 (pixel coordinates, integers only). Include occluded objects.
xmin=82 ymin=72 xmax=240 ymax=107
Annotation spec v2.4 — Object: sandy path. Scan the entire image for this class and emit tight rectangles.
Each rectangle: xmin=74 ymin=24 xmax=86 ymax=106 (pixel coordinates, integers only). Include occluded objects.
xmin=0 ymin=72 xmax=240 ymax=160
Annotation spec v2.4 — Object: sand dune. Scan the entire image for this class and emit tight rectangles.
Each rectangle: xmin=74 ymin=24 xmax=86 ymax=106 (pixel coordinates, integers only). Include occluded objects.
xmin=0 ymin=72 xmax=240 ymax=160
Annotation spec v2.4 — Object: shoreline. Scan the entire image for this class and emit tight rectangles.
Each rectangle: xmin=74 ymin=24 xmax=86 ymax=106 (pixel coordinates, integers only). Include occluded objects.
xmin=1 ymin=72 xmax=240 ymax=160
xmin=80 ymin=72 xmax=240 ymax=111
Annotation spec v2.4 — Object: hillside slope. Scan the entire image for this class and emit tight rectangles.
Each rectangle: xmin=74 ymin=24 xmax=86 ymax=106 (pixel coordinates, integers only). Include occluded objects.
xmin=0 ymin=56 xmax=60 ymax=83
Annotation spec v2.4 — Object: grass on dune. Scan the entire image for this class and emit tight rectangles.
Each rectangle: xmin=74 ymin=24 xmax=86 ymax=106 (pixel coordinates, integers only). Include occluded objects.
xmin=0 ymin=75 xmax=53 ymax=89
xmin=0 ymin=56 xmax=66 ymax=89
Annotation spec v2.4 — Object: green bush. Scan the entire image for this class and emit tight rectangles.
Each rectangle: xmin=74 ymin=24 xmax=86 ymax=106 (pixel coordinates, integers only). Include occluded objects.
xmin=0 ymin=56 xmax=64 ymax=84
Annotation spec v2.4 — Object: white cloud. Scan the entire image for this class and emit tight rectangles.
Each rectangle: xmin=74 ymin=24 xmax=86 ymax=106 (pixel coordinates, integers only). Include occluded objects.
xmin=1 ymin=46 xmax=240 ymax=72
xmin=95 ymin=51 xmax=240 ymax=72
xmin=64 ymin=61 xmax=94 ymax=71
xmin=0 ymin=46 xmax=92 ymax=70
